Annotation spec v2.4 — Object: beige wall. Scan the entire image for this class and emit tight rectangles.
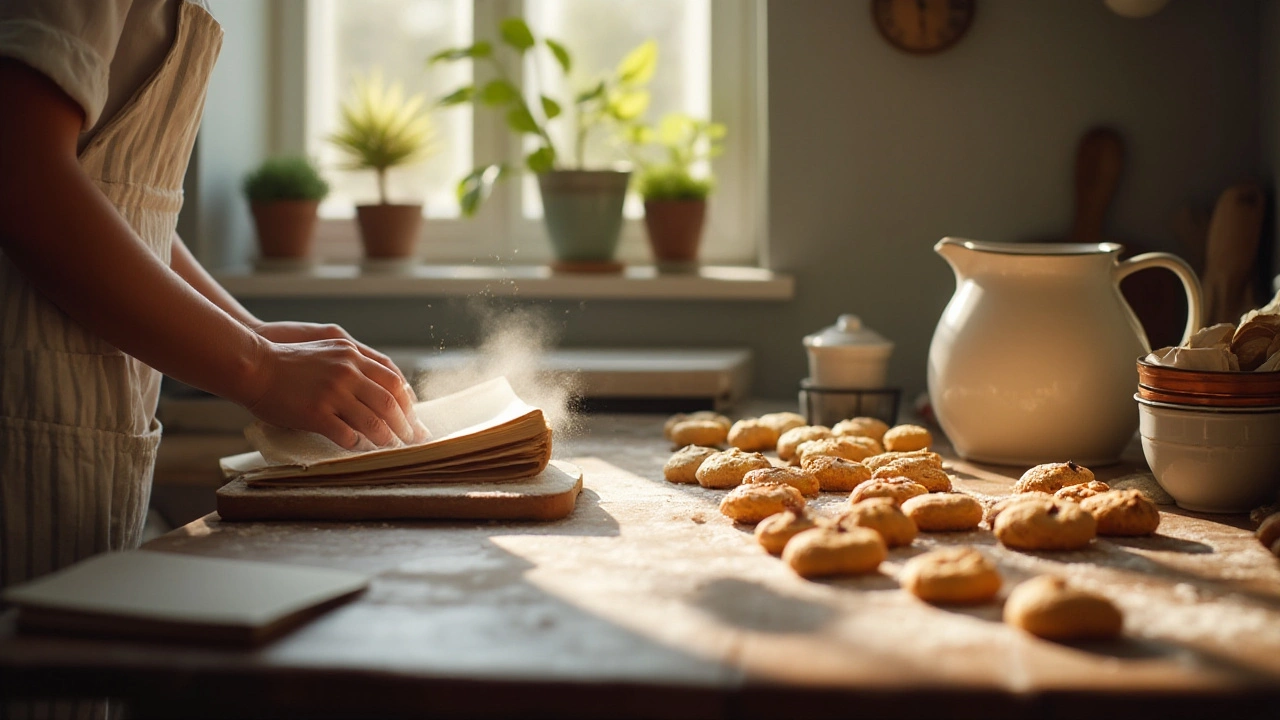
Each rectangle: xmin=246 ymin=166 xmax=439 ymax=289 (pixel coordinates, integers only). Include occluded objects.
xmin=224 ymin=0 xmax=1264 ymax=402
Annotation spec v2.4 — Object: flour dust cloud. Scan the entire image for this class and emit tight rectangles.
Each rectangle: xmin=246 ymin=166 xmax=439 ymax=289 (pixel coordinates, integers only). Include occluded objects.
xmin=413 ymin=304 xmax=582 ymax=441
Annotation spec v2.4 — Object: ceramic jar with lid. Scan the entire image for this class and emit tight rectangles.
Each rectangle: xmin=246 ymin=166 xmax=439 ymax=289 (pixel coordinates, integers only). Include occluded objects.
xmin=803 ymin=314 xmax=894 ymax=389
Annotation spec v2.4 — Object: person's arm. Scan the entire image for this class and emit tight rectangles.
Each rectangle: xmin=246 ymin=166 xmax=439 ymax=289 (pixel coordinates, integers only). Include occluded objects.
xmin=168 ymin=233 xmax=262 ymax=328
xmin=0 ymin=59 xmax=416 ymax=449
xmin=169 ymin=235 xmax=417 ymax=394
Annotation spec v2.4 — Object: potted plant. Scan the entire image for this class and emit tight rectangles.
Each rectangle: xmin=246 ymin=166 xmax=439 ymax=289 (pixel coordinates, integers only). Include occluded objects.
xmin=329 ymin=69 xmax=434 ymax=263
xmin=628 ymin=114 xmax=726 ymax=271
xmin=242 ymin=156 xmax=329 ymax=266
xmin=431 ymin=19 xmax=656 ymax=270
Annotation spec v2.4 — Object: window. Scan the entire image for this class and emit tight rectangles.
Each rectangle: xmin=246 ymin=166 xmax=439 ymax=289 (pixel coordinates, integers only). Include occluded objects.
xmin=282 ymin=0 xmax=764 ymax=265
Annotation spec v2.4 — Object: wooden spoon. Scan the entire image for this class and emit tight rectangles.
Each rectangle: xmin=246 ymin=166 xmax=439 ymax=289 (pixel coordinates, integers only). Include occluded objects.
xmin=1068 ymin=126 xmax=1125 ymax=244
xmin=1067 ymin=126 xmax=1177 ymax=347
xmin=1202 ymin=181 xmax=1265 ymax=325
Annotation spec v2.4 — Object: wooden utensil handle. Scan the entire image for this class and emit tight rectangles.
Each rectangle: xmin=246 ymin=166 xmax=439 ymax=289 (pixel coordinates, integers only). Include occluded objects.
xmin=1115 ymin=252 xmax=1203 ymax=346
xmin=1069 ymin=127 xmax=1124 ymax=244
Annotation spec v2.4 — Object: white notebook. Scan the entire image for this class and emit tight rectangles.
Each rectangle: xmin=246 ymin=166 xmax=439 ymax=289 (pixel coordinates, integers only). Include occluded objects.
xmin=2 ymin=551 xmax=368 ymax=646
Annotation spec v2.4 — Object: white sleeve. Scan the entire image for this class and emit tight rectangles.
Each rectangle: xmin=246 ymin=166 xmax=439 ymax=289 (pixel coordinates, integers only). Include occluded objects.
xmin=0 ymin=0 xmax=134 ymax=128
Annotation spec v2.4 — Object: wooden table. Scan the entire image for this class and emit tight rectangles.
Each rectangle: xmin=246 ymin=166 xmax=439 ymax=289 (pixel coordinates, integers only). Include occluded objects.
xmin=3 ymin=414 xmax=1280 ymax=719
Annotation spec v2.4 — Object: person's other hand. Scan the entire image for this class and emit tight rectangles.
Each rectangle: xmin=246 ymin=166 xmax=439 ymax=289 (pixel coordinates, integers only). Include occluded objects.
xmin=241 ymin=336 xmax=424 ymax=450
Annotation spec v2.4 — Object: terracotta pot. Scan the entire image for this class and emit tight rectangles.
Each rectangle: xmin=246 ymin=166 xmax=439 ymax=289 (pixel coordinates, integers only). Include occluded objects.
xmin=355 ymin=204 xmax=423 ymax=259
xmin=643 ymin=199 xmax=707 ymax=265
xmin=250 ymin=200 xmax=320 ymax=259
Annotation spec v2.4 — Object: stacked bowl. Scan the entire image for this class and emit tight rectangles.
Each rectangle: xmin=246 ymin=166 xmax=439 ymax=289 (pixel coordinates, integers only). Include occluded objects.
xmin=1136 ymin=360 xmax=1280 ymax=513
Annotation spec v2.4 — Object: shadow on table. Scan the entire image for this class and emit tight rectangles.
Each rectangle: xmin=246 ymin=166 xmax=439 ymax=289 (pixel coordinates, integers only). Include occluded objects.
xmin=689 ymin=577 xmax=838 ymax=633
xmin=1107 ymin=534 xmax=1213 ymax=554
xmin=1059 ymin=635 xmax=1280 ymax=686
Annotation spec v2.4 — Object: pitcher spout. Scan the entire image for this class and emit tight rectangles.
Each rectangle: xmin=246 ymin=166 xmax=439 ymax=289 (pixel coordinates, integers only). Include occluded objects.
xmin=934 ymin=237 xmax=980 ymax=280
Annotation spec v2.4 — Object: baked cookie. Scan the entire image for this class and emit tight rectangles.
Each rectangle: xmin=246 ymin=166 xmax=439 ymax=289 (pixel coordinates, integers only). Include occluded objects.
xmin=777 ymin=425 xmax=833 ymax=461
xmin=795 ymin=436 xmax=880 ymax=465
xmin=871 ymin=457 xmax=952 ymax=493
xmin=814 ymin=430 xmax=885 ymax=453
xmin=899 ymin=548 xmax=1001 ymax=605
xmin=1013 ymin=461 xmax=1095 ymax=494
xmin=663 ymin=411 xmax=730 ymax=440
xmin=744 ymin=466 xmax=821 ymax=498
xmin=1054 ymin=480 xmax=1111 ymax=503
xmin=993 ymin=497 xmax=1096 ymax=551
xmin=663 ymin=445 xmax=718 ymax=484
xmin=847 ymin=435 xmax=885 ymax=456
xmin=883 ymin=424 xmax=932 ymax=452
xmin=1259 ymin=513 xmax=1280 ymax=550
xmin=695 ymin=448 xmax=773 ymax=489
xmin=719 ymin=481 xmax=807 ymax=524
xmin=728 ymin=418 xmax=779 ymax=452
xmin=782 ymin=526 xmax=887 ymax=579
xmin=849 ymin=477 xmax=929 ymax=506
xmin=862 ymin=449 xmax=944 ymax=473
xmin=985 ymin=492 xmax=1054 ymax=526
xmin=900 ymin=493 xmax=983 ymax=532
xmin=1080 ymin=489 xmax=1161 ymax=536
xmin=670 ymin=420 xmax=729 ymax=449
xmin=832 ymin=416 xmax=890 ymax=444
xmin=759 ymin=411 xmax=807 ymax=437
xmin=802 ymin=455 xmax=873 ymax=492
xmin=1003 ymin=575 xmax=1123 ymax=641
xmin=755 ymin=510 xmax=824 ymax=555
xmin=836 ymin=497 xmax=917 ymax=547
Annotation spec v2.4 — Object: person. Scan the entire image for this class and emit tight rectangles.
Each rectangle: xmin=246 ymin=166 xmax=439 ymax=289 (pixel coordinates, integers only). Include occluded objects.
xmin=0 ymin=0 xmax=422 ymax=591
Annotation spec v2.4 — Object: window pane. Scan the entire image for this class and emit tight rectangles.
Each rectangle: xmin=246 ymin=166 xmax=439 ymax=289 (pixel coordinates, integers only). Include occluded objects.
xmin=521 ymin=0 xmax=711 ymax=218
xmin=309 ymin=0 xmax=472 ymax=218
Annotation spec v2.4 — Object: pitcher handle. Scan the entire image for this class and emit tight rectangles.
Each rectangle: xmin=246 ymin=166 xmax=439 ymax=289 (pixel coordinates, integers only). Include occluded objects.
xmin=1114 ymin=252 xmax=1203 ymax=345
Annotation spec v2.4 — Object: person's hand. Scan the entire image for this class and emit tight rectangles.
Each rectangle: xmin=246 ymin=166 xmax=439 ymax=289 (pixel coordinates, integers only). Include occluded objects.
xmin=239 ymin=336 xmax=424 ymax=450
xmin=253 ymin=321 xmax=401 ymax=378
xmin=253 ymin=321 xmax=428 ymax=436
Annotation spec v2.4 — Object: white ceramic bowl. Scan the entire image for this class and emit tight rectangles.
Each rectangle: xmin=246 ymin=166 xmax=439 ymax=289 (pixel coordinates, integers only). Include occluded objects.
xmin=1136 ymin=396 xmax=1280 ymax=513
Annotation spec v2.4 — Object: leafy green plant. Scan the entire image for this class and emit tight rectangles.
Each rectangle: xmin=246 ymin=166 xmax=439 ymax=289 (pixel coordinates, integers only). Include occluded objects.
xmin=430 ymin=18 xmax=657 ymax=215
xmin=242 ymin=156 xmax=330 ymax=203
xmin=628 ymin=113 xmax=726 ymax=202
xmin=328 ymin=69 xmax=434 ymax=205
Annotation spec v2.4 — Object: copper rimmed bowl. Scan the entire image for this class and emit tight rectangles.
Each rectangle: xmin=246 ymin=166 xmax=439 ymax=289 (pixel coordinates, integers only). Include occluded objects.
xmin=1135 ymin=357 xmax=1280 ymax=512
xmin=1136 ymin=358 xmax=1280 ymax=408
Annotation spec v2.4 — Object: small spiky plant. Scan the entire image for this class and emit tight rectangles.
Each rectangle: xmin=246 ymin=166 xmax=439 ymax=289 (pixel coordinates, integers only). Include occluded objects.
xmin=328 ymin=69 xmax=434 ymax=205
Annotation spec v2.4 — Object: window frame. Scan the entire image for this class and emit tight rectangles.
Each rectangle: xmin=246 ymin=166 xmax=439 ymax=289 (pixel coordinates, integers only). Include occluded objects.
xmin=271 ymin=0 xmax=767 ymax=267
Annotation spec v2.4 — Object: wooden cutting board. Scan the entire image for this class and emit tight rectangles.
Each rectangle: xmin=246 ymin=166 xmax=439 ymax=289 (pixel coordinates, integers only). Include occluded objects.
xmin=216 ymin=460 xmax=583 ymax=522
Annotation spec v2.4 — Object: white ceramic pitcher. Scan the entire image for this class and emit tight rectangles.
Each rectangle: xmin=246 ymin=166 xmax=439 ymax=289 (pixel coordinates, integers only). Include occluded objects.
xmin=928 ymin=238 xmax=1202 ymax=465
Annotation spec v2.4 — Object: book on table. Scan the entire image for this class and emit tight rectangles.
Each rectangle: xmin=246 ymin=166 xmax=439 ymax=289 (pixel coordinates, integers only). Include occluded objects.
xmin=2 ymin=551 xmax=369 ymax=646
xmin=220 ymin=376 xmax=552 ymax=487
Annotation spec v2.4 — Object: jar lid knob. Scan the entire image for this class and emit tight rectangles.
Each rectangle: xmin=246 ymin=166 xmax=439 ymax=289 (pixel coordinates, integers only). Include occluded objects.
xmin=837 ymin=314 xmax=862 ymax=332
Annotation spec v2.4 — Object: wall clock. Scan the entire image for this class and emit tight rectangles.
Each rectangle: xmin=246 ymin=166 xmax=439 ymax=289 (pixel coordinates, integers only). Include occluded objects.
xmin=872 ymin=0 xmax=976 ymax=55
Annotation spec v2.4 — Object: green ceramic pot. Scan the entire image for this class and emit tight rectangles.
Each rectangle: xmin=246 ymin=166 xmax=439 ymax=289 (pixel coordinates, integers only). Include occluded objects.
xmin=537 ymin=170 xmax=630 ymax=262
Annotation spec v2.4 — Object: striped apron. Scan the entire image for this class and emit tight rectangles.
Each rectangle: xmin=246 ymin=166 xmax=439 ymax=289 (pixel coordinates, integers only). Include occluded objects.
xmin=0 ymin=0 xmax=222 ymax=590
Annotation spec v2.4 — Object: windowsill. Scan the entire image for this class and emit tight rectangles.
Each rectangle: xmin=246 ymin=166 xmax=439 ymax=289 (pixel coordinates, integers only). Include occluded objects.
xmin=213 ymin=264 xmax=794 ymax=301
